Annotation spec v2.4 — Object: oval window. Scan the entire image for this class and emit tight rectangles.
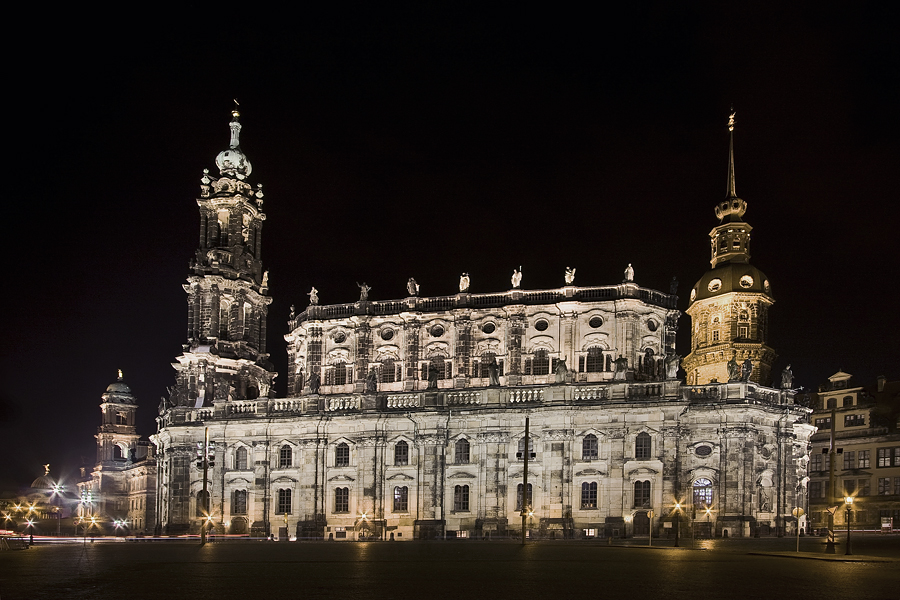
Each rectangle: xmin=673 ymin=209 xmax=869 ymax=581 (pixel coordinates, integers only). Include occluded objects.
xmin=482 ymin=322 xmax=496 ymax=334
xmin=333 ymin=331 xmax=346 ymax=344
xmin=380 ymin=328 xmax=394 ymax=341
xmin=647 ymin=319 xmax=658 ymax=332
xmin=708 ymin=279 xmax=722 ymax=293
xmin=695 ymin=446 xmax=712 ymax=457
xmin=430 ymin=325 xmax=444 ymax=337
xmin=589 ymin=316 xmax=603 ymax=328
xmin=534 ymin=319 xmax=549 ymax=332
xmin=690 ymin=288 xmax=697 ymax=302
xmin=739 ymin=275 xmax=754 ymax=288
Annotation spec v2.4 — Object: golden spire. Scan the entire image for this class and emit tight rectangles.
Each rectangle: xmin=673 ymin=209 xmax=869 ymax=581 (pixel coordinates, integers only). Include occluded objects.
xmin=232 ymin=98 xmax=240 ymax=119
xmin=726 ymin=110 xmax=737 ymax=198
xmin=117 ymin=369 xmax=124 ymax=380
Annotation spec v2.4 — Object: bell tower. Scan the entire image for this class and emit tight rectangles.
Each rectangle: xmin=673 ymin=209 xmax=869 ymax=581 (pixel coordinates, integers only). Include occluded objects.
xmin=96 ymin=369 xmax=140 ymax=464
xmin=166 ymin=107 xmax=276 ymax=409
xmin=683 ymin=113 xmax=776 ymax=385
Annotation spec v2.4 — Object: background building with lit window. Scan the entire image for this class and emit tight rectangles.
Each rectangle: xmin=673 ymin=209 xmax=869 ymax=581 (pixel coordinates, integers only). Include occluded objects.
xmin=803 ymin=371 xmax=900 ymax=532
xmin=75 ymin=372 xmax=158 ymax=535
xmin=150 ymin=111 xmax=814 ymax=540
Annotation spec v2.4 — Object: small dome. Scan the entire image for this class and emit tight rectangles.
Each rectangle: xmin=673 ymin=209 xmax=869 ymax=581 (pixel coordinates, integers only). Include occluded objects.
xmin=215 ymin=110 xmax=252 ymax=179
xmin=30 ymin=474 xmax=55 ymax=491
xmin=689 ymin=262 xmax=772 ymax=305
xmin=102 ymin=370 xmax=136 ymax=405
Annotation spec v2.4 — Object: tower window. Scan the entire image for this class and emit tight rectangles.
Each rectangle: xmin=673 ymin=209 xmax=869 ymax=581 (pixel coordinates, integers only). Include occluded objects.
xmin=635 ymin=432 xmax=651 ymax=459
xmin=335 ymin=443 xmax=350 ymax=467
xmin=454 ymin=485 xmax=470 ymax=511
xmin=582 ymin=434 xmax=598 ymax=460
xmin=586 ymin=347 xmax=604 ymax=373
xmin=533 ymin=349 xmax=550 ymax=375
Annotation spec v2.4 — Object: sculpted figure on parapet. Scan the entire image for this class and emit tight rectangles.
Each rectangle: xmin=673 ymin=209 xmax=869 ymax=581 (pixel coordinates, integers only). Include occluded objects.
xmin=740 ymin=358 xmax=752 ymax=382
xmin=511 ymin=267 xmax=522 ymax=289
xmin=487 ymin=357 xmax=500 ymax=387
xmin=308 ymin=287 xmax=319 ymax=305
xmin=427 ymin=364 xmax=439 ymax=389
xmin=624 ymin=263 xmax=634 ymax=282
xmin=307 ymin=371 xmax=321 ymax=395
xmin=407 ymin=278 xmax=419 ymax=296
xmin=357 ymin=282 xmax=371 ymax=302
xmin=614 ymin=355 xmax=628 ymax=381
xmin=665 ymin=352 xmax=681 ymax=380
xmin=459 ymin=273 xmax=470 ymax=293
xmin=366 ymin=368 xmax=378 ymax=394
xmin=727 ymin=351 xmax=741 ymax=382
xmin=781 ymin=364 xmax=793 ymax=389
xmin=554 ymin=357 xmax=568 ymax=383
xmin=564 ymin=267 xmax=576 ymax=285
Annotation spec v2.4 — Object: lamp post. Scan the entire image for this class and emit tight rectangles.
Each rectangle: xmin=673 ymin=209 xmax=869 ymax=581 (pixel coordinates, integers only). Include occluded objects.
xmin=673 ymin=502 xmax=681 ymax=547
xmin=705 ymin=506 xmax=712 ymax=539
xmin=844 ymin=496 xmax=853 ymax=556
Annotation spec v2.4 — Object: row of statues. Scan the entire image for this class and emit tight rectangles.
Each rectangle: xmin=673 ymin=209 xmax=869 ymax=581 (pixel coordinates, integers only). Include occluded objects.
xmin=297 ymin=264 xmax=651 ymax=309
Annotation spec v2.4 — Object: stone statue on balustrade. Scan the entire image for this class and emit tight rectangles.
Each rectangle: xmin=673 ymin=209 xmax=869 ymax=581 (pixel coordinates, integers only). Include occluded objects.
xmin=565 ymin=267 xmax=576 ymax=285
xmin=407 ymin=278 xmax=419 ymax=296
xmin=664 ymin=352 xmax=681 ymax=380
xmin=459 ymin=273 xmax=470 ymax=292
xmin=308 ymin=287 xmax=319 ymax=306
xmin=365 ymin=368 xmax=378 ymax=394
xmin=727 ymin=351 xmax=741 ymax=382
xmin=427 ymin=364 xmax=439 ymax=390
xmin=511 ymin=267 xmax=522 ymax=289
xmin=487 ymin=357 xmax=500 ymax=387
xmin=554 ymin=357 xmax=568 ymax=383
xmin=740 ymin=358 xmax=752 ymax=382
xmin=781 ymin=364 xmax=794 ymax=389
xmin=357 ymin=282 xmax=371 ymax=302
xmin=307 ymin=371 xmax=321 ymax=395
xmin=613 ymin=355 xmax=628 ymax=381
xmin=624 ymin=263 xmax=634 ymax=282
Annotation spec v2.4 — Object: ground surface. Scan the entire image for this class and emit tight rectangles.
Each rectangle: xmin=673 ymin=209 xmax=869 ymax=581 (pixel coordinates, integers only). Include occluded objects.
xmin=1 ymin=534 xmax=898 ymax=600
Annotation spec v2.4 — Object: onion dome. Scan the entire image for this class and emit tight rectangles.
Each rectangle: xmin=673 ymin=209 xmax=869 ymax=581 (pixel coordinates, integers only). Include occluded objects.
xmin=689 ymin=262 xmax=772 ymax=304
xmin=215 ymin=108 xmax=252 ymax=180
xmin=102 ymin=369 xmax=136 ymax=405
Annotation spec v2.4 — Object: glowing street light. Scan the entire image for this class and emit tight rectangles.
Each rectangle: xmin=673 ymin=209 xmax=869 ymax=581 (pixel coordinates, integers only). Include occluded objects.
xmin=673 ymin=502 xmax=683 ymax=547
xmin=844 ymin=496 xmax=854 ymax=556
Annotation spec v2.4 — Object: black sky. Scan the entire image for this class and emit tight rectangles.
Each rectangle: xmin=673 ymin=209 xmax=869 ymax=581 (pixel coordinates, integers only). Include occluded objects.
xmin=3 ymin=4 xmax=898 ymax=492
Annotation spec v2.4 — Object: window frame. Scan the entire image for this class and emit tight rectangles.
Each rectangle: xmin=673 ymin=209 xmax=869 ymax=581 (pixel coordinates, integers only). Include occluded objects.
xmin=394 ymin=441 xmax=409 ymax=466
xmin=279 ymin=444 xmax=292 ymax=468
xmin=335 ymin=443 xmax=350 ymax=467
xmin=455 ymin=438 xmax=470 ymax=464
xmin=334 ymin=487 xmax=350 ymax=513
xmin=454 ymin=484 xmax=470 ymax=512
xmin=582 ymin=434 xmax=599 ymax=460
xmin=581 ymin=482 xmax=598 ymax=509
xmin=277 ymin=488 xmax=292 ymax=515
xmin=393 ymin=486 xmax=409 ymax=513
xmin=635 ymin=432 xmax=651 ymax=460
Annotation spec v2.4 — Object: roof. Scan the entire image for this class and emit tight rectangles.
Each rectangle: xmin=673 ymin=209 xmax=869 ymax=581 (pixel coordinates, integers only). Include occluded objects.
xmin=688 ymin=262 xmax=773 ymax=306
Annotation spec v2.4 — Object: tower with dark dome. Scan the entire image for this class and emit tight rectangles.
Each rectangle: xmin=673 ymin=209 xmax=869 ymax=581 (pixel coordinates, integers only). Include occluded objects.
xmin=683 ymin=113 xmax=776 ymax=385
xmin=96 ymin=369 xmax=140 ymax=464
xmin=166 ymin=107 xmax=276 ymax=412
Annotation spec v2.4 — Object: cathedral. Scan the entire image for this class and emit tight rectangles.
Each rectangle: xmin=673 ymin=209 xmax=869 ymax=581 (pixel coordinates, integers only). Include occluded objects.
xmin=148 ymin=109 xmax=814 ymax=540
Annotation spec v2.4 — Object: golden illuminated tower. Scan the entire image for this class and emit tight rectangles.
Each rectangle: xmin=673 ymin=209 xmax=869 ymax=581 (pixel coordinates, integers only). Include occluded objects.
xmin=683 ymin=113 xmax=776 ymax=385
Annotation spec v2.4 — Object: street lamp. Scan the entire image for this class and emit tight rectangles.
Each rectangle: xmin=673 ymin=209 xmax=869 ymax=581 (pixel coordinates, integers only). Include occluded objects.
xmin=844 ymin=496 xmax=853 ymax=556
xmin=705 ymin=506 xmax=712 ymax=539
xmin=673 ymin=502 xmax=682 ymax=547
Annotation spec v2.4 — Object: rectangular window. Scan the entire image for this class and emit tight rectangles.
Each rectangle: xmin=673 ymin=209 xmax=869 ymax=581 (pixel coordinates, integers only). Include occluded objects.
xmin=277 ymin=489 xmax=291 ymax=515
xmin=895 ymin=477 xmax=900 ymax=496
xmin=895 ymin=448 xmax=900 ymax=467
xmin=844 ymin=414 xmax=865 ymax=427
xmin=582 ymin=435 xmax=598 ymax=460
xmin=393 ymin=486 xmax=408 ymax=512
xmin=454 ymin=485 xmax=469 ymax=512
xmin=858 ymin=479 xmax=870 ymax=497
xmin=335 ymin=444 xmax=349 ymax=467
xmin=878 ymin=478 xmax=891 ymax=495
xmin=516 ymin=484 xmax=533 ymax=511
xmin=394 ymin=442 xmax=409 ymax=466
xmin=858 ymin=450 xmax=870 ymax=469
xmin=809 ymin=481 xmax=824 ymax=498
xmin=810 ymin=454 xmax=823 ymax=472
xmin=635 ymin=433 xmax=651 ymax=460
xmin=815 ymin=417 xmax=832 ymax=430
xmin=334 ymin=487 xmax=349 ymax=513
xmin=581 ymin=482 xmax=598 ymax=509
xmin=455 ymin=439 xmax=470 ymax=464
xmin=843 ymin=451 xmax=855 ymax=471
xmin=877 ymin=448 xmax=891 ymax=468
xmin=633 ymin=480 xmax=651 ymax=508
xmin=232 ymin=490 xmax=247 ymax=514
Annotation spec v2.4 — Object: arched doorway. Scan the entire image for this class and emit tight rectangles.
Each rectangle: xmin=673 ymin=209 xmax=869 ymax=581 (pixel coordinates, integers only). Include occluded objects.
xmin=633 ymin=511 xmax=650 ymax=536
xmin=230 ymin=517 xmax=248 ymax=535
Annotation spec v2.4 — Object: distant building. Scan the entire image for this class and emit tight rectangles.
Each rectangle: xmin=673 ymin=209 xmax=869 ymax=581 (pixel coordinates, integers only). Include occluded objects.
xmin=150 ymin=110 xmax=813 ymax=540
xmin=76 ymin=372 xmax=157 ymax=535
xmin=804 ymin=372 xmax=900 ymax=532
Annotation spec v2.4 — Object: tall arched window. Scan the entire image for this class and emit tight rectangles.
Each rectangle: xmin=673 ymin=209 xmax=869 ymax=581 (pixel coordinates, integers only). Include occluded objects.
xmin=332 ymin=362 xmax=348 ymax=385
xmin=232 ymin=489 xmax=247 ymax=514
xmin=334 ymin=487 xmax=349 ymax=513
xmin=586 ymin=347 xmax=604 ymax=372
xmin=393 ymin=486 xmax=408 ymax=512
xmin=582 ymin=434 xmax=598 ymax=460
xmin=633 ymin=480 xmax=651 ymax=508
xmin=454 ymin=485 xmax=470 ymax=511
xmin=335 ymin=443 xmax=349 ymax=467
xmin=480 ymin=352 xmax=496 ymax=378
xmin=277 ymin=489 xmax=291 ymax=514
xmin=455 ymin=439 xmax=470 ymax=464
xmin=235 ymin=447 xmax=248 ymax=470
xmin=635 ymin=432 xmax=651 ymax=460
xmin=429 ymin=356 xmax=447 ymax=380
xmin=394 ymin=441 xmax=409 ymax=466
xmin=279 ymin=445 xmax=292 ymax=468
xmin=581 ymin=482 xmax=598 ymax=509
xmin=516 ymin=483 xmax=533 ymax=511
xmin=693 ymin=478 xmax=713 ymax=510
xmin=380 ymin=358 xmax=396 ymax=383
xmin=533 ymin=349 xmax=550 ymax=376
xmin=517 ymin=437 xmax=535 ymax=461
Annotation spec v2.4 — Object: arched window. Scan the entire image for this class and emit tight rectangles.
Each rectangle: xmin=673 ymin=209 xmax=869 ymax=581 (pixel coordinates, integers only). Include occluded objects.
xmin=394 ymin=441 xmax=409 ymax=466
xmin=277 ymin=489 xmax=291 ymax=514
xmin=235 ymin=447 xmax=248 ymax=470
xmin=380 ymin=358 xmax=396 ymax=383
xmin=232 ymin=489 xmax=247 ymax=514
xmin=635 ymin=432 xmax=651 ymax=460
xmin=633 ymin=480 xmax=651 ymax=508
xmin=455 ymin=439 xmax=470 ymax=464
xmin=479 ymin=352 xmax=496 ymax=378
xmin=842 ymin=396 xmax=853 ymax=407
xmin=393 ymin=486 xmax=408 ymax=512
xmin=827 ymin=398 xmax=836 ymax=409
xmin=335 ymin=443 xmax=350 ymax=467
xmin=517 ymin=437 xmax=535 ymax=461
xmin=516 ymin=483 xmax=533 ymax=511
xmin=582 ymin=434 xmax=598 ymax=460
xmin=454 ymin=485 xmax=470 ymax=511
xmin=533 ymin=349 xmax=550 ymax=376
xmin=693 ymin=478 xmax=713 ymax=510
xmin=332 ymin=362 xmax=348 ymax=386
xmin=279 ymin=445 xmax=292 ymax=468
xmin=196 ymin=490 xmax=210 ymax=517
xmin=113 ymin=445 xmax=125 ymax=460
xmin=586 ymin=347 xmax=604 ymax=373
xmin=581 ymin=482 xmax=598 ymax=509
xmin=334 ymin=487 xmax=349 ymax=513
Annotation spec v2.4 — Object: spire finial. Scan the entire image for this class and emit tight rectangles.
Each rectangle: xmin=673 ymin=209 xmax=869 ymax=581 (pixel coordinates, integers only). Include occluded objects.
xmin=726 ymin=109 xmax=737 ymax=198
xmin=117 ymin=369 xmax=124 ymax=380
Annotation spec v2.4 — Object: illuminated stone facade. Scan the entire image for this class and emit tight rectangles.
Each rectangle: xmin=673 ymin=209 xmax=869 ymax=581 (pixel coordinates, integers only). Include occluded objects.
xmin=151 ymin=113 xmax=813 ymax=540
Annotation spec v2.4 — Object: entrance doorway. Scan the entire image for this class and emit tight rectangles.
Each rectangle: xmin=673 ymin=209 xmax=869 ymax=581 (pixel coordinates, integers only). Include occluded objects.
xmin=633 ymin=511 xmax=650 ymax=536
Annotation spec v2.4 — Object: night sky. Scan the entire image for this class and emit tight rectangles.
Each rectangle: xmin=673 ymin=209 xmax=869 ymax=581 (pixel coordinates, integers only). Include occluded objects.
xmin=3 ymin=5 xmax=897 ymax=493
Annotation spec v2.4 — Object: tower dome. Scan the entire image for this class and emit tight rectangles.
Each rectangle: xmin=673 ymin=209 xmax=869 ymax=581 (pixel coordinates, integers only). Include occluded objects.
xmin=101 ymin=369 xmax=136 ymax=404
xmin=215 ymin=108 xmax=252 ymax=180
